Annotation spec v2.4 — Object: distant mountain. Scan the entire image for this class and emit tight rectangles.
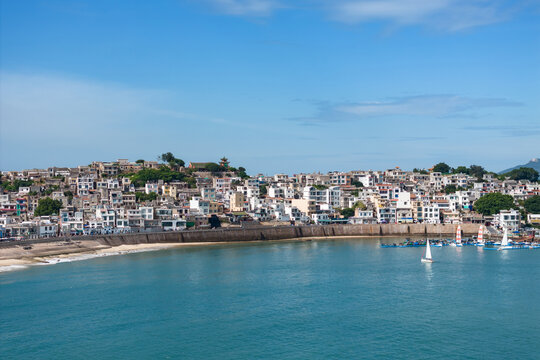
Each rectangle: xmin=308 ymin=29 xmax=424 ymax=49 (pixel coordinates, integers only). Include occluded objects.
xmin=499 ymin=158 xmax=540 ymax=174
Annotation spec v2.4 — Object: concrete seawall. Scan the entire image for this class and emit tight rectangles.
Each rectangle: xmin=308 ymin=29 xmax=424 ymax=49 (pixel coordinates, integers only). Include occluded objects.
xmin=93 ymin=223 xmax=481 ymax=247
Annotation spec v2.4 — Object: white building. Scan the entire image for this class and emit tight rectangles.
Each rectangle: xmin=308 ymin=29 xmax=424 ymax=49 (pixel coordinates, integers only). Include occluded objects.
xmin=145 ymin=183 xmax=159 ymax=194
xmin=140 ymin=206 xmax=154 ymax=220
xmin=303 ymin=186 xmax=341 ymax=208
xmin=161 ymin=219 xmax=187 ymax=231
xmin=494 ymin=209 xmax=521 ymax=232
xmin=190 ymin=198 xmax=210 ymax=215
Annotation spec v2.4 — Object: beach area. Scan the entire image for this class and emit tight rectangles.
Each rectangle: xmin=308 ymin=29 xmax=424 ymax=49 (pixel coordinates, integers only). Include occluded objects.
xmin=0 ymin=241 xmax=194 ymax=272
xmin=0 ymin=234 xmax=382 ymax=273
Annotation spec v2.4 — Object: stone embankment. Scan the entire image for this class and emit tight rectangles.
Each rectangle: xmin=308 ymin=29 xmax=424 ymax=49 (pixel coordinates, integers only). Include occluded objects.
xmin=0 ymin=223 xmax=481 ymax=249
xmin=92 ymin=223 xmax=481 ymax=246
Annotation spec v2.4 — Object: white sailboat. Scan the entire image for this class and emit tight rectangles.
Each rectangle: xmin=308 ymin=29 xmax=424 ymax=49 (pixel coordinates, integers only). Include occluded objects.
xmin=476 ymin=225 xmax=485 ymax=247
xmin=498 ymin=228 xmax=513 ymax=251
xmin=450 ymin=225 xmax=463 ymax=247
xmin=421 ymin=239 xmax=434 ymax=263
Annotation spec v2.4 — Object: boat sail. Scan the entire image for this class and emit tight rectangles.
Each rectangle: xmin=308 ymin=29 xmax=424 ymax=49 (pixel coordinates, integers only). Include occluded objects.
xmin=476 ymin=225 xmax=485 ymax=247
xmin=498 ymin=228 xmax=513 ymax=251
xmin=501 ymin=228 xmax=509 ymax=246
xmin=450 ymin=225 xmax=463 ymax=247
xmin=421 ymin=239 xmax=434 ymax=263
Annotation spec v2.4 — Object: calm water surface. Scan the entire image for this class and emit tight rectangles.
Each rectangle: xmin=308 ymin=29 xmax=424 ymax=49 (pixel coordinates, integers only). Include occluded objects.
xmin=1 ymin=237 xmax=539 ymax=359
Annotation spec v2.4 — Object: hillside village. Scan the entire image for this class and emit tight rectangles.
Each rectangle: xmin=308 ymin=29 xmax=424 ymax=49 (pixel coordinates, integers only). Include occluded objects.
xmin=1 ymin=154 xmax=539 ymax=240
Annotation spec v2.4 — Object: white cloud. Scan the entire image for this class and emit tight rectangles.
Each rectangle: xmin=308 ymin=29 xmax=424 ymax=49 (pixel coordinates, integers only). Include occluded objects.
xmin=0 ymin=72 xmax=161 ymax=139
xmin=205 ymin=0 xmax=282 ymax=16
xmin=291 ymin=94 xmax=522 ymax=125
xmin=324 ymin=0 xmax=518 ymax=31
xmin=0 ymin=72 xmax=222 ymax=169
xmin=337 ymin=95 xmax=521 ymax=117
xmin=201 ymin=0 xmax=529 ymax=31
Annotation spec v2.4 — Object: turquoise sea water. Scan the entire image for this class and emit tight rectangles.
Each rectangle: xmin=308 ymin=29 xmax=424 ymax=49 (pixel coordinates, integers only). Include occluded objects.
xmin=1 ymin=238 xmax=539 ymax=359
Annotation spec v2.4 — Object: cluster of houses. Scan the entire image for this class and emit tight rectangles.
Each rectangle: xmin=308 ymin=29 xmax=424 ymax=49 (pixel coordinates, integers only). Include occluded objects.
xmin=1 ymin=159 xmax=539 ymax=239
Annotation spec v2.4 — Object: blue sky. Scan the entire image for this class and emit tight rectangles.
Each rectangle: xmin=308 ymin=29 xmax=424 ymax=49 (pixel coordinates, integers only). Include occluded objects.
xmin=1 ymin=0 xmax=539 ymax=174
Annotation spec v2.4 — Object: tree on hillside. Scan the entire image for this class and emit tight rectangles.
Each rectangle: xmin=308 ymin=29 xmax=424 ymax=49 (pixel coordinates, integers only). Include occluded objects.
xmin=204 ymin=162 xmax=227 ymax=173
xmin=524 ymin=195 xmax=540 ymax=214
xmin=136 ymin=159 xmax=145 ymax=164
xmin=160 ymin=152 xmax=185 ymax=169
xmin=34 ymin=198 xmax=63 ymax=216
xmin=413 ymin=168 xmax=429 ymax=174
xmin=469 ymin=165 xmax=486 ymax=179
xmin=135 ymin=192 xmax=158 ymax=202
xmin=130 ymin=167 xmax=186 ymax=187
xmin=340 ymin=208 xmax=355 ymax=218
xmin=503 ymin=167 xmax=539 ymax=182
xmin=353 ymin=201 xmax=367 ymax=210
xmin=473 ymin=192 xmax=515 ymax=216
xmin=432 ymin=162 xmax=452 ymax=174
xmin=444 ymin=184 xmax=459 ymax=194
xmin=1 ymin=179 xmax=34 ymax=192
xmin=452 ymin=166 xmax=470 ymax=175
xmin=237 ymin=166 xmax=249 ymax=179
xmin=351 ymin=180 xmax=364 ymax=187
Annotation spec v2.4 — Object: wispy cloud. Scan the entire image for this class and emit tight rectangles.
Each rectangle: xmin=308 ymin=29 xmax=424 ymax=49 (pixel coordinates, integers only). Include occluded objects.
xmin=325 ymin=0 xmax=519 ymax=31
xmin=291 ymin=95 xmax=522 ymax=125
xmin=463 ymin=124 xmax=540 ymax=137
xmin=0 ymin=72 xmax=223 ymax=168
xmin=203 ymin=0 xmax=531 ymax=31
xmin=204 ymin=0 xmax=282 ymax=17
xmin=338 ymin=95 xmax=521 ymax=116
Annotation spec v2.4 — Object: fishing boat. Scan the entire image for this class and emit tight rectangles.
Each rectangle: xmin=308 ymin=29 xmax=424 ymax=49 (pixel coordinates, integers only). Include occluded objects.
xmin=475 ymin=225 xmax=485 ymax=247
xmin=421 ymin=239 xmax=434 ymax=263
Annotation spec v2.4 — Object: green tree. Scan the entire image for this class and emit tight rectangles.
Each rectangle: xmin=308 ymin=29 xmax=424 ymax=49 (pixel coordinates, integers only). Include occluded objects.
xmin=350 ymin=180 xmax=364 ymax=187
xmin=185 ymin=177 xmax=197 ymax=189
xmin=353 ymin=201 xmax=367 ymax=210
xmin=453 ymin=166 xmax=470 ymax=174
xmin=130 ymin=167 xmax=186 ymax=187
xmin=34 ymin=198 xmax=63 ymax=216
xmin=432 ymin=162 xmax=452 ymax=174
xmin=204 ymin=163 xmax=227 ymax=173
xmin=259 ymin=184 xmax=268 ymax=196
xmin=1 ymin=179 xmax=34 ymax=192
xmin=135 ymin=159 xmax=145 ymax=164
xmin=340 ymin=208 xmax=355 ymax=218
xmin=473 ymin=192 xmax=515 ymax=215
xmin=413 ymin=168 xmax=429 ymax=174
xmin=159 ymin=152 xmax=185 ymax=168
xmin=524 ymin=195 xmax=540 ymax=214
xmin=444 ymin=184 xmax=458 ymax=194
xmin=313 ymin=184 xmax=328 ymax=190
xmin=237 ymin=166 xmax=249 ymax=179
xmin=469 ymin=165 xmax=486 ymax=179
xmin=503 ymin=167 xmax=539 ymax=182
xmin=43 ymin=185 xmax=59 ymax=195
xmin=135 ymin=192 xmax=158 ymax=202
